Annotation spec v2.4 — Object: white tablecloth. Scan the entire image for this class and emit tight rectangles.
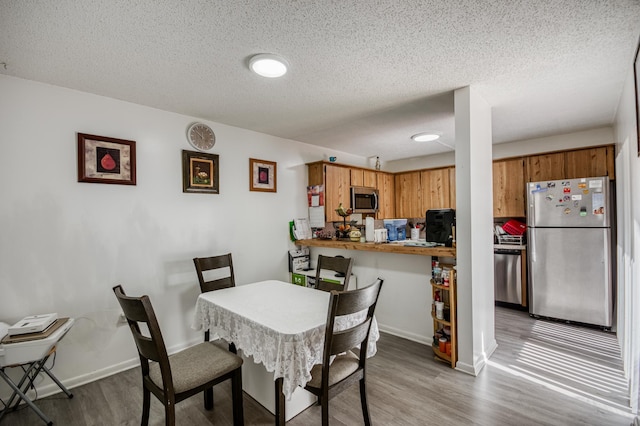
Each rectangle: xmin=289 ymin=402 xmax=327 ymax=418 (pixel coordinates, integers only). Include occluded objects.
xmin=192 ymin=280 xmax=378 ymax=399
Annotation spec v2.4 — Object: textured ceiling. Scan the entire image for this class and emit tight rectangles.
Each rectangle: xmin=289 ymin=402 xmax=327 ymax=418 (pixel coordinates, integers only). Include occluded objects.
xmin=1 ymin=1 xmax=639 ymax=161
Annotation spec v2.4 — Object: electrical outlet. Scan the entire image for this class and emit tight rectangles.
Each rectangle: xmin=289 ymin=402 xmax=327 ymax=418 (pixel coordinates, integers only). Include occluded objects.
xmin=117 ymin=313 xmax=128 ymax=326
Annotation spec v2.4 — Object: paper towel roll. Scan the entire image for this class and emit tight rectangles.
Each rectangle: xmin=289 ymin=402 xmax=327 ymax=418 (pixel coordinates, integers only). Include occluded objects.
xmin=365 ymin=217 xmax=375 ymax=242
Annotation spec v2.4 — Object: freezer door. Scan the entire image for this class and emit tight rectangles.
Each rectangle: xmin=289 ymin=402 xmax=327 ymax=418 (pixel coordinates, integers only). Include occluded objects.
xmin=528 ymin=227 xmax=612 ymax=327
xmin=527 ymin=177 xmax=609 ymax=228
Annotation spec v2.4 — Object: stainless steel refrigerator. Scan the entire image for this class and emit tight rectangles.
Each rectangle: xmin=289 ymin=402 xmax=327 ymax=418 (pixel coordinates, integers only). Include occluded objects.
xmin=527 ymin=176 xmax=613 ymax=327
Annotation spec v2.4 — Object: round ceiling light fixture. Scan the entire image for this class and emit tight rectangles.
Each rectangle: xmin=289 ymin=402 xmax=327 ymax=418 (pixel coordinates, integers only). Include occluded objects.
xmin=411 ymin=132 xmax=441 ymax=142
xmin=249 ymin=53 xmax=288 ymax=78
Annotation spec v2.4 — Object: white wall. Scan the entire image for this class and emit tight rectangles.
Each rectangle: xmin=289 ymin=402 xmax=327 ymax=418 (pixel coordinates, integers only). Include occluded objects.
xmin=0 ymin=75 xmax=367 ymax=396
xmin=612 ymin=62 xmax=640 ymax=413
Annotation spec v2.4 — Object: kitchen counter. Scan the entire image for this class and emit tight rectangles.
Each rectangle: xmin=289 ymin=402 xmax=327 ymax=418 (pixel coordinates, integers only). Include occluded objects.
xmin=294 ymin=239 xmax=456 ymax=257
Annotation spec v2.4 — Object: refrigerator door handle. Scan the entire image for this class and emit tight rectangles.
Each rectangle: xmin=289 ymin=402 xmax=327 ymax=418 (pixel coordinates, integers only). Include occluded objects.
xmin=530 ymin=229 xmax=536 ymax=262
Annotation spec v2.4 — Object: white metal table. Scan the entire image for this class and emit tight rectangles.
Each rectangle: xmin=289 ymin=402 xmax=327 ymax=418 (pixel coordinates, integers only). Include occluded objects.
xmin=192 ymin=280 xmax=378 ymax=425
xmin=0 ymin=318 xmax=75 ymax=425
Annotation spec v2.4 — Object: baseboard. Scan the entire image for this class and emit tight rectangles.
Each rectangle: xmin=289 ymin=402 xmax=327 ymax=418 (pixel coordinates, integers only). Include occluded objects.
xmin=454 ymin=338 xmax=498 ymax=376
xmin=377 ymin=324 xmax=430 ymax=345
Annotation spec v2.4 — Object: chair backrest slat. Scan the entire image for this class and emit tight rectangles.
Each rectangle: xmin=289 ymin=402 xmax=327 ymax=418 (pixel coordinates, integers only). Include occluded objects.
xmin=329 ymin=319 xmax=372 ymax=355
xmin=193 ymin=254 xmax=235 ymax=293
xmin=315 ymin=255 xmax=353 ymax=292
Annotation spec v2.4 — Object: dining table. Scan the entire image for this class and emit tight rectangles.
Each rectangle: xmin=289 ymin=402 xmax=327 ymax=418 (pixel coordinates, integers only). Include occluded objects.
xmin=192 ymin=279 xmax=379 ymax=425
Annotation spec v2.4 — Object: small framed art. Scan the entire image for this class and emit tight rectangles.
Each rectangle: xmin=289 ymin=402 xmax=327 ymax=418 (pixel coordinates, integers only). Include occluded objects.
xmin=249 ymin=158 xmax=277 ymax=192
xmin=182 ymin=150 xmax=219 ymax=194
xmin=77 ymin=133 xmax=136 ymax=185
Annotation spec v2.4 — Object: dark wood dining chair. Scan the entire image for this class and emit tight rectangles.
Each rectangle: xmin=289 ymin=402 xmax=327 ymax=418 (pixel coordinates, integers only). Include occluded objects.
xmin=112 ymin=285 xmax=244 ymax=426
xmin=304 ymin=278 xmax=384 ymax=426
xmin=314 ymin=254 xmax=354 ymax=292
xmin=193 ymin=253 xmax=238 ymax=409
xmin=193 ymin=254 xmax=238 ymax=350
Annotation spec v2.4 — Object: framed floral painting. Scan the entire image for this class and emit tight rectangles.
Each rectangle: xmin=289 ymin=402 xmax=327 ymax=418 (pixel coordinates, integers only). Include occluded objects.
xmin=182 ymin=150 xmax=219 ymax=194
xmin=249 ymin=158 xmax=277 ymax=193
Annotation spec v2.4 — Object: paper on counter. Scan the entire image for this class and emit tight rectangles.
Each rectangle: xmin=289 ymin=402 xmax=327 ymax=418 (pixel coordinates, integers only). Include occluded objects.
xmin=308 ymin=207 xmax=325 ymax=228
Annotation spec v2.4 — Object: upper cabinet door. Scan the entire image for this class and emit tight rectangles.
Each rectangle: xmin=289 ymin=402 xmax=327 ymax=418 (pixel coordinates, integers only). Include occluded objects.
xmin=376 ymin=172 xmax=395 ymax=219
xmin=565 ymin=146 xmax=614 ymax=180
xmin=493 ymin=158 xmax=525 ymax=218
xmin=526 ymin=152 xmax=565 ymax=182
xmin=363 ymin=170 xmax=377 ymax=188
xmin=395 ymin=171 xmax=422 ymax=218
xmin=350 ymin=168 xmax=364 ymax=187
xmin=351 ymin=168 xmax=377 ymax=188
xmin=420 ymin=168 xmax=451 ymax=212
xmin=325 ymin=165 xmax=351 ymax=222
xmin=448 ymin=167 xmax=456 ymax=210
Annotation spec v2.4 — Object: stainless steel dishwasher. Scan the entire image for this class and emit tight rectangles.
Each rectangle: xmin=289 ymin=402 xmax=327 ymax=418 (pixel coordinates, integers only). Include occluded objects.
xmin=494 ymin=248 xmax=522 ymax=305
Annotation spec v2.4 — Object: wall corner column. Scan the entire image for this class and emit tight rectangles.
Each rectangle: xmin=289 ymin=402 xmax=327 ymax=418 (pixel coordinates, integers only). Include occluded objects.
xmin=454 ymin=86 xmax=497 ymax=375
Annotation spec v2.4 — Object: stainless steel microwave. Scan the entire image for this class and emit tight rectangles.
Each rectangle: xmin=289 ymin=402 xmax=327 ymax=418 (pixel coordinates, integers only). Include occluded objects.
xmin=350 ymin=186 xmax=379 ymax=213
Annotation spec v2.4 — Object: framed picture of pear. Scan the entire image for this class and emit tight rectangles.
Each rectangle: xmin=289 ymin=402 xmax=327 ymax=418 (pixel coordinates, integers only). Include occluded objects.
xmin=182 ymin=150 xmax=219 ymax=194
xmin=77 ymin=133 xmax=136 ymax=185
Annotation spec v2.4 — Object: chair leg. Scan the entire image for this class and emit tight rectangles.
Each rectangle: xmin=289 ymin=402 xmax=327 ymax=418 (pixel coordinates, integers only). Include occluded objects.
xmin=204 ymin=388 xmax=214 ymax=410
xmin=232 ymin=369 xmax=244 ymax=426
xmin=321 ymin=392 xmax=329 ymax=426
xmin=165 ymin=401 xmax=176 ymax=426
xmin=203 ymin=330 xmax=216 ymax=410
xmin=142 ymin=386 xmax=151 ymax=426
xmin=359 ymin=378 xmax=371 ymax=426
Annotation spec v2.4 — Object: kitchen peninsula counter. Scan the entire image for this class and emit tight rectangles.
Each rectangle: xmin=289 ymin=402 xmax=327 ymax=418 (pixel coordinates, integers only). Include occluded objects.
xmin=295 ymin=239 xmax=456 ymax=257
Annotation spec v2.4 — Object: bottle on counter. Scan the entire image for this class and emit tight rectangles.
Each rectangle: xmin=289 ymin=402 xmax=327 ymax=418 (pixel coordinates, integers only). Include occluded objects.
xmin=432 ymin=262 xmax=442 ymax=284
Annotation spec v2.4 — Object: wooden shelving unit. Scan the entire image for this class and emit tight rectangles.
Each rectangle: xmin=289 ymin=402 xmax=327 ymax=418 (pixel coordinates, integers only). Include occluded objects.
xmin=430 ymin=262 xmax=457 ymax=367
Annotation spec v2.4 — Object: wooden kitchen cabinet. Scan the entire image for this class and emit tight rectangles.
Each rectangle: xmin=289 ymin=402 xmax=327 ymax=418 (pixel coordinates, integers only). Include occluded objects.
xmin=308 ymin=162 xmax=351 ymax=222
xmin=421 ymin=167 xmax=451 ymax=212
xmin=324 ymin=165 xmax=351 ymax=222
xmin=351 ymin=168 xmax=377 ymax=188
xmin=565 ymin=145 xmax=615 ymax=180
xmin=493 ymin=158 xmax=526 ymax=217
xmin=376 ymin=172 xmax=395 ymax=219
xmin=526 ymin=152 xmax=565 ymax=182
xmin=448 ymin=167 xmax=456 ymax=210
xmin=526 ymin=145 xmax=615 ymax=182
xmin=395 ymin=171 xmax=422 ymax=218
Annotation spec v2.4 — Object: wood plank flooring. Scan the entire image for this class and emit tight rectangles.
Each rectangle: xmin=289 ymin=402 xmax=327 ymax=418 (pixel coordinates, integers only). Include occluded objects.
xmin=2 ymin=307 xmax=634 ymax=425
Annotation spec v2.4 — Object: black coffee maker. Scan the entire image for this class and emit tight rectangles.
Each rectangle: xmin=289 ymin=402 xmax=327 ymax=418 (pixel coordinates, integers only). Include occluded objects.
xmin=425 ymin=209 xmax=455 ymax=246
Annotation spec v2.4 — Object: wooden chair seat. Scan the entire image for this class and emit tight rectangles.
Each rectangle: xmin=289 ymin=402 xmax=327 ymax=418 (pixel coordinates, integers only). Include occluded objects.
xmin=306 ymin=350 xmax=360 ymax=388
xmin=148 ymin=342 xmax=242 ymax=394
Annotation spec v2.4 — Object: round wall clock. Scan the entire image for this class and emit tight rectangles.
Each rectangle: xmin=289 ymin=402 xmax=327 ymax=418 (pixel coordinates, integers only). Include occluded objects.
xmin=187 ymin=122 xmax=215 ymax=151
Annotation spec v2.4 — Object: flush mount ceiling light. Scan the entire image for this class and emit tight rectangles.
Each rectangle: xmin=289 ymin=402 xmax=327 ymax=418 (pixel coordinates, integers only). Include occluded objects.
xmin=411 ymin=132 xmax=441 ymax=142
xmin=249 ymin=53 xmax=288 ymax=78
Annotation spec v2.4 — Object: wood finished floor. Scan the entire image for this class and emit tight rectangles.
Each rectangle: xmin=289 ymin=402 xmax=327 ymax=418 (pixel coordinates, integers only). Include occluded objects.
xmin=2 ymin=307 xmax=633 ymax=425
